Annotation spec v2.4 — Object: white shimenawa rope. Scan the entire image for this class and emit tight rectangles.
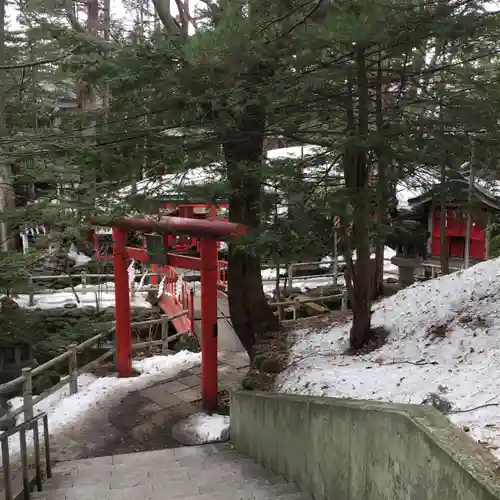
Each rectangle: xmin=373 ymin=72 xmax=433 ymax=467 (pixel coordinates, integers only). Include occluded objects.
xmin=136 ymin=269 xmax=147 ymax=292
xmin=127 ymin=260 xmax=136 ymax=296
xmin=21 ymin=232 xmax=29 ymax=254
xmin=157 ymin=276 xmax=166 ymax=298
xmin=175 ymin=273 xmax=184 ymax=298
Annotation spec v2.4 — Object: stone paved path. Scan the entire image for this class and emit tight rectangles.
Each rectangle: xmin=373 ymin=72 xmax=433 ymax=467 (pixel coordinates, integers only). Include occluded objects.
xmin=34 ymin=443 xmax=311 ymax=500
xmin=192 ymin=293 xmax=245 ymax=352
xmin=51 ymin=351 xmax=250 ymax=463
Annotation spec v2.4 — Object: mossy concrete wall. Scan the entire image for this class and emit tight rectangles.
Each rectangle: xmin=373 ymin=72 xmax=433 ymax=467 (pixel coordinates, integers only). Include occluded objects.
xmin=231 ymin=391 xmax=500 ymax=500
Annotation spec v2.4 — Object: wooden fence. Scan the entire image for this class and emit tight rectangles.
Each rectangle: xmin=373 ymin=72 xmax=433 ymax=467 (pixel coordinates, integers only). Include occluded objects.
xmin=269 ymin=291 xmax=348 ymax=321
xmin=0 ymin=311 xmax=188 ymax=426
xmin=26 ymin=271 xmax=159 ymax=306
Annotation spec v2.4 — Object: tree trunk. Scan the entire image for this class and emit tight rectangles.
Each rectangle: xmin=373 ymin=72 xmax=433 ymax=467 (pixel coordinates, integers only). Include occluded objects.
xmin=0 ymin=0 xmax=14 ymax=252
xmin=440 ymin=161 xmax=449 ymax=275
xmin=346 ymin=47 xmax=373 ymax=350
xmin=223 ymin=106 xmax=279 ymax=359
xmin=373 ymin=54 xmax=387 ymax=299
xmin=349 ymin=182 xmax=373 ymax=349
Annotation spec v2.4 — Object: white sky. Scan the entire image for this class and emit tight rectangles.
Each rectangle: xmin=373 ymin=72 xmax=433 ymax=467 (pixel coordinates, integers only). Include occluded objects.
xmin=6 ymin=0 xmax=196 ymax=33
xmin=6 ymin=1 xmax=499 ymax=37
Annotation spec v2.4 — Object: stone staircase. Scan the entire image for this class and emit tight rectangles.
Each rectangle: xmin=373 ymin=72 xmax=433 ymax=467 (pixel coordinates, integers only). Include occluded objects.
xmin=31 ymin=443 xmax=311 ymax=500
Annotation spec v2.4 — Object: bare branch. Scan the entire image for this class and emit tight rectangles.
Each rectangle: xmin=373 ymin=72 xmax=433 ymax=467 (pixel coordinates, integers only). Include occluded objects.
xmin=63 ymin=0 xmax=85 ymax=32
xmin=173 ymin=0 xmax=191 ymax=35
xmin=152 ymin=0 xmax=181 ymax=33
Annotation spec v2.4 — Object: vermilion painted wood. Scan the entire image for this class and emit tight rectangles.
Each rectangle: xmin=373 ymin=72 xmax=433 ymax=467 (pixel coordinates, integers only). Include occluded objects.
xmin=200 ymin=238 xmax=219 ymax=411
xmin=112 ymin=228 xmax=133 ymax=377
xmin=94 ymin=214 xmax=245 ymax=411
xmin=90 ymin=215 xmax=244 ymax=241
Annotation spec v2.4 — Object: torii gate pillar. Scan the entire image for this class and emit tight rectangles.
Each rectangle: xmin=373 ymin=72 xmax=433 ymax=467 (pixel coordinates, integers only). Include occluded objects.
xmin=96 ymin=215 xmax=245 ymax=411
xmin=113 ymin=227 xmax=133 ymax=377
xmin=199 ymin=238 xmax=219 ymax=410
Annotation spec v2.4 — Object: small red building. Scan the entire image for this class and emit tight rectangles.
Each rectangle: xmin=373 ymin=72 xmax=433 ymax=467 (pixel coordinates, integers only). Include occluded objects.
xmin=408 ymin=179 xmax=499 ymax=261
xmin=157 ymin=200 xmax=229 ymax=254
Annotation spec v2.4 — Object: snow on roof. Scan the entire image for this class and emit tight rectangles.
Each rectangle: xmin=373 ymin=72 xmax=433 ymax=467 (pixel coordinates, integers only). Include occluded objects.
xmin=266 ymin=145 xmax=326 ymax=160
xmin=117 ymin=165 xmax=223 ymax=200
xmin=160 ymin=127 xmax=208 ymax=137
xmin=277 ymin=257 xmax=500 ymax=458
xmin=266 ymin=145 xmax=341 ymax=182
xmin=95 ymin=227 xmax=113 ymax=235
xmin=115 ymin=146 xmax=329 ymax=201
xmin=397 ymin=171 xmax=439 ymax=209
xmin=114 ymin=146 xmax=500 ymax=211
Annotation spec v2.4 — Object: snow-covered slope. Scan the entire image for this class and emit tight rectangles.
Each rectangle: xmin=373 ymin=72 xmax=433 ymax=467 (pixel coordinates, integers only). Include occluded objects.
xmin=277 ymin=258 xmax=500 ymax=458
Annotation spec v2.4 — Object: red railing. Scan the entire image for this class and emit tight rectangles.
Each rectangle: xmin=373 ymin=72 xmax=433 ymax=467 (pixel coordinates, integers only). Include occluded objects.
xmin=161 ymin=261 xmax=227 ymax=335
xmin=218 ymin=260 xmax=228 ymax=289
xmin=159 ymin=265 xmax=195 ymax=335
xmin=90 ymin=234 xmax=229 ymax=335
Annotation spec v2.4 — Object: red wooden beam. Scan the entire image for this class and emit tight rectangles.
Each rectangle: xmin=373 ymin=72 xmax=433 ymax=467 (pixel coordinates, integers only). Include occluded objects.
xmin=90 ymin=215 xmax=245 ymax=241
xmin=124 ymin=246 xmax=203 ymax=270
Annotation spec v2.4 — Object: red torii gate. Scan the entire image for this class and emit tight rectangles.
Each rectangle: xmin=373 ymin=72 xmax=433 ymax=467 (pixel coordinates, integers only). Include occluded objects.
xmin=90 ymin=215 xmax=244 ymax=410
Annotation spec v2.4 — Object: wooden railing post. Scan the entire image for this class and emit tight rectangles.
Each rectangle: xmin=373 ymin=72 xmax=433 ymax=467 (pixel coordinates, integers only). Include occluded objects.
xmin=161 ymin=317 xmax=168 ymax=355
xmin=22 ymin=367 xmax=33 ymax=421
xmin=189 ymin=288 xmax=195 ymax=334
xmin=81 ymin=270 xmax=87 ymax=289
xmin=341 ymin=289 xmax=348 ymax=311
xmin=28 ymin=276 xmax=35 ymax=307
xmin=68 ymin=344 xmax=78 ymax=395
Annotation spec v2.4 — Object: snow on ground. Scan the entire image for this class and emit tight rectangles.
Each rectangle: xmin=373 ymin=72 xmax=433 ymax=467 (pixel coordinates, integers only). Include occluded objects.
xmin=172 ymin=412 xmax=231 ymax=445
xmin=262 ymin=247 xmax=398 ymax=284
xmin=10 ymin=283 xmax=152 ymax=310
xmin=67 ymin=244 xmax=92 ymax=267
xmin=262 ymin=248 xmax=399 ymax=295
xmin=276 ymin=257 xmax=500 ymax=458
xmin=6 ymin=352 xmax=201 ymax=459
xmin=263 ymin=276 xmax=334 ymax=295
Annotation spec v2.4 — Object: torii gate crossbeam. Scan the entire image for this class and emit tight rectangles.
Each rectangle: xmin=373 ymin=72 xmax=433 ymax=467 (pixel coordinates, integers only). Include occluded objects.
xmin=91 ymin=215 xmax=245 ymax=411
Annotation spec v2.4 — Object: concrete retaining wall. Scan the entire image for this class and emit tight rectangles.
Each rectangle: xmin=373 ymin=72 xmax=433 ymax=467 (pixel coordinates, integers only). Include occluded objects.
xmin=231 ymin=391 xmax=500 ymax=500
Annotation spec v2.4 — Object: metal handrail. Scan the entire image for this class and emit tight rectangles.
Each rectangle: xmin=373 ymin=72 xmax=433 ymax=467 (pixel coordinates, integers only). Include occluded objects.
xmin=1 ymin=412 xmax=51 ymax=500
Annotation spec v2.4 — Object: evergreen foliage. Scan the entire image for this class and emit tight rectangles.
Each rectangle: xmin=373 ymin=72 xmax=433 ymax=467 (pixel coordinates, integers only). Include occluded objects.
xmin=1 ymin=0 xmax=500 ymax=350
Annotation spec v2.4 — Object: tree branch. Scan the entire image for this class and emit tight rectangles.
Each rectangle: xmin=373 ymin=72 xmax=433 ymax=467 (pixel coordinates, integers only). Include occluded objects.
xmin=152 ymin=0 xmax=181 ymax=33
xmin=0 ymin=49 xmax=77 ymax=70
xmin=63 ymin=0 xmax=85 ymax=33
xmin=173 ymin=0 xmax=191 ymax=35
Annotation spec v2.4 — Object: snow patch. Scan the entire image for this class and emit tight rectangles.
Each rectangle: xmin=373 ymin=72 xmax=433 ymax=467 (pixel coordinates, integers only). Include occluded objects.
xmin=277 ymin=258 xmax=500 ymax=459
xmin=172 ymin=412 xmax=231 ymax=445
xmin=8 ymin=284 xmax=152 ymax=310
xmin=7 ymin=352 xmax=201 ymax=457
xmin=67 ymin=244 xmax=92 ymax=267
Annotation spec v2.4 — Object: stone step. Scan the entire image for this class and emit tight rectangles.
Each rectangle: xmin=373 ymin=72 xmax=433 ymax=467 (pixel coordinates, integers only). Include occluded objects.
xmin=50 ymin=453 xmax=258 ymax=479
xmin=52 ymin=444 xmax=229 ymax=473
xmin=32 ymin=488 xmax=311 ymax=500
xmin=31 ymin=482 xmax=303 ymax=500
xmin=30 ymin=444 xmax=312 ymax=500
xmin=42 ymin=465 xmax=287 ymax=492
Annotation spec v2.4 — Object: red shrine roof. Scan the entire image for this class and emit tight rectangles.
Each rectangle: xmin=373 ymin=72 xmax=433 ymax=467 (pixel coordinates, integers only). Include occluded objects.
xmin=408 ymin=178 xmax=500 ymax=211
